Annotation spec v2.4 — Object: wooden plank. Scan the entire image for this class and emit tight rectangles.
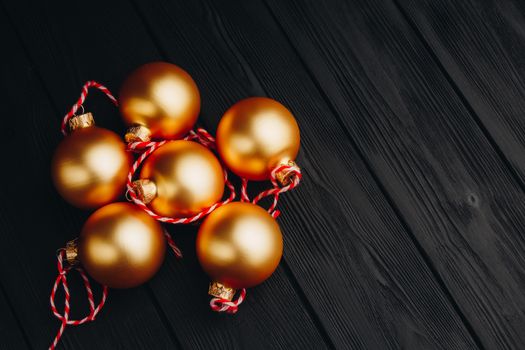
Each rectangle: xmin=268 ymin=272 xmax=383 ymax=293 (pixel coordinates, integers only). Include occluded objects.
xmin=129 ymin=0 xmax=480 ymax=348
xmin=395 ymin=0 xmax=525 ymax=184
xmin=260 ymin=0 xmax=525 ymax=348
xmin=0 ymin=7 xmax=179 ymax=350
xmin=1 ymin=1 xmax=328 ymax=349
xmin=0 ymin=286 xmax=29 ymax=350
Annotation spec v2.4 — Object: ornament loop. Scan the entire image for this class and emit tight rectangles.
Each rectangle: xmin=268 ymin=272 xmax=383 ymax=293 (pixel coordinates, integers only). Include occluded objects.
xmin=275 ymin=160 xmax=300 ymax=186
xmin=209 ymin=288 xmax=247 ymax=314
xmin=247 ymin=162 xmax=302 ymax=216
xmin=61 ymin=81 xmax=118 ymax=135
xmin=49 ymin=250 xmax=108 ymax=350
xmin=72 ymin=104 xmax=85 ymax=117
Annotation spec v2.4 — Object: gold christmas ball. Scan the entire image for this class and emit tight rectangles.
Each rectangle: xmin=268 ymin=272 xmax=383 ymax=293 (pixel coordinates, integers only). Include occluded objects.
xmin=216 ymin=97 xmax=300 ymax=180
xmin=138 ymin=140 xmax=225 ymax=218
xmin=119 ymin=62 xmax=200 ymax=141
xmin=78 ymin=202 xmax=166 ymax=288
xmin=51 ymin=123 xmax=131 ymax=209
xmin=196 ymin=202 xmax=283 ymax=289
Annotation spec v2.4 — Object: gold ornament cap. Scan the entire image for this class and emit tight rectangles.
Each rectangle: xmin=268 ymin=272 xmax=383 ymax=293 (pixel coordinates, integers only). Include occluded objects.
xmin=209 ymin=281 xmax=236 ymax=301
xmin=132 ymin=179 xmax=157 ymax=204
xmin=125 ymin=125 xmax=152 ymax=143
xmin=68 ymin=112 xmax=95 ymax=131
xmin=276 ymin=160 xmax=299 ymax=186
xmin=65 ymin=239 xmax=79 ymax=265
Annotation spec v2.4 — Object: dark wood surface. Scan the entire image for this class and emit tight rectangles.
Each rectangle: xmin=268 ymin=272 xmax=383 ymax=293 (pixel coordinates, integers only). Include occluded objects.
xmin=0 ymin=0 xmax=524 ymax=349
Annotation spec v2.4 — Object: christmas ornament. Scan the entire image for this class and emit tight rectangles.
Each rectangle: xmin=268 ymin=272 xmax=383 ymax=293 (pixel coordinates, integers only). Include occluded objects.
xmin=50 ymin=201 xmax=174 ymax=349
xmin=49 ymin=81 xmax=186 ymax=350
xmin=119 ymin=62 xmax=200 ymax=142
xmin=197 ymin=202 xmax=283 ymax=310
xmin=132 ymin=140 xmax=225 ymax=218
xmin=52 ymin=83 xmax=130 ymax=209
xmin=67 ymin=202 xmax=166 ymax=288
xmin=216 ymin=97 xmax=300 ymax=181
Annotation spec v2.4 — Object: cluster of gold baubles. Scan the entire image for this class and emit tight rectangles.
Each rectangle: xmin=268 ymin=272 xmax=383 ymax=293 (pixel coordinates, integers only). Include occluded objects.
xmin=51 ymin=62 xmax=300 ymax=299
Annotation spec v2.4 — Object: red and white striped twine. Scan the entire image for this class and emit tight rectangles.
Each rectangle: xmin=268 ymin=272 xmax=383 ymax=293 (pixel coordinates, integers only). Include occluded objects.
xmin=211 ymin=163 xmax=301 ymax=314
xmin=57 ymin=82 xmax=301 ymax=320
xmin=163 ymin=229 xmax=183 ymax=258
xmin=49 ymin=250 xmax=108 ymax=350
xmin=51 ymin=81 xmax=116 ymax=349
xmin=125 ymin=128 xmax=236 ymax=225
xmin=240 ymin=178 xmax=250 ymax=202
xmin=210 ymin=288 xmax=247 ymax=314
xmin=61 ymin=81 xmax=118 ymax=135
xmin=241 ymin=162 xmax=302 ymax=218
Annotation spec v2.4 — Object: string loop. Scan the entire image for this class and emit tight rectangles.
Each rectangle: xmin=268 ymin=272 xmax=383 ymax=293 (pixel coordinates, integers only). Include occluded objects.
xmin=49 ymin=250 xmax=108 ymax=350
xmin=242 ymin=162 xmax=302 ymax=217
xmin=61 ymin=81 xmax=118 ymax=135
xmin=210 ymin=289 xmax=247 ymax=314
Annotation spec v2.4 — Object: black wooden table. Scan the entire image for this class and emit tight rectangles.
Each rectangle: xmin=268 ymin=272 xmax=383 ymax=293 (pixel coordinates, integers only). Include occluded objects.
xmin=1 ymin=0 xmax=525 ymax=349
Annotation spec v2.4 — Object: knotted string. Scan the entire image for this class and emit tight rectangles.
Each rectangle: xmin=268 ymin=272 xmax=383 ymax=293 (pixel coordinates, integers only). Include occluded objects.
xmin=209 ymin=288 xmax=247 ymax=314
xmin=49 ymin=250 xmax=108 ymax=350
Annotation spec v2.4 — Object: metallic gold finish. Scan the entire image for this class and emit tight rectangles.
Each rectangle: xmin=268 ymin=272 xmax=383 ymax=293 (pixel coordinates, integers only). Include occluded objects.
xmin=132 ymin=179 xmax=157 ymax=204
xmin=51 ymin=127 xmax=131 ymax=209
xmin=216 ymin=97 xmax=300 ymax=181
xmin=197 ymin=202 xmax=283 ymax=289
xmin=119 ymin=62 xmax=200 ymax=140
xmin=275 ymin=160 xmax=298 ymax=186
xmin=68 ymin=112 xmax=95 ymax=131
xmin=140 ymin=141 xmax=225 ymax=218
xmin=65 ymin=239 xmax=79 ymax=266
xmin=78 ymin=202 xmax=166 ymax=288
xmin=208 ymin=281 xmax=236 ymax=300
xmin=125 ymin=125 xmax=152 ymax=143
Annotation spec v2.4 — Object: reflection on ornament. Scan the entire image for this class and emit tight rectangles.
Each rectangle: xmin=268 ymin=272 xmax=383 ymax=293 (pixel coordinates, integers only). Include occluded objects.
xmin=69 ymin=202 xmax=166 ymax=288
xmin=119 ymin=62 xmax=200 ymax=141
xmin=134 ymin=140 xmax=225 ymax=218
xmin=51 ymin=113 xmax=131 ymax=209
xmin=217 ymin=97 xmax=300 ymax=180
xmin=197 ymin=202 xmax=283 ymax=299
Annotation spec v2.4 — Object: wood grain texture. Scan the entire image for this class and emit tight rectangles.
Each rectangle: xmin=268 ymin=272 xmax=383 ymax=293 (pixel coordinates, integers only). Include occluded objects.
xmin=131 ymin=0 xmax=478 ymax=348
xmin=0 ymin=288 xmax=28 ymax=350
xmin=2 ymin=0 xmax=477 ymax=348
xmin=395 ymin=0 xmax=525 ymax=185
xmin=262 ymin=0 xmax=525 ymax=348
xmin=1 ymin=1 xmax=328 ymax=349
